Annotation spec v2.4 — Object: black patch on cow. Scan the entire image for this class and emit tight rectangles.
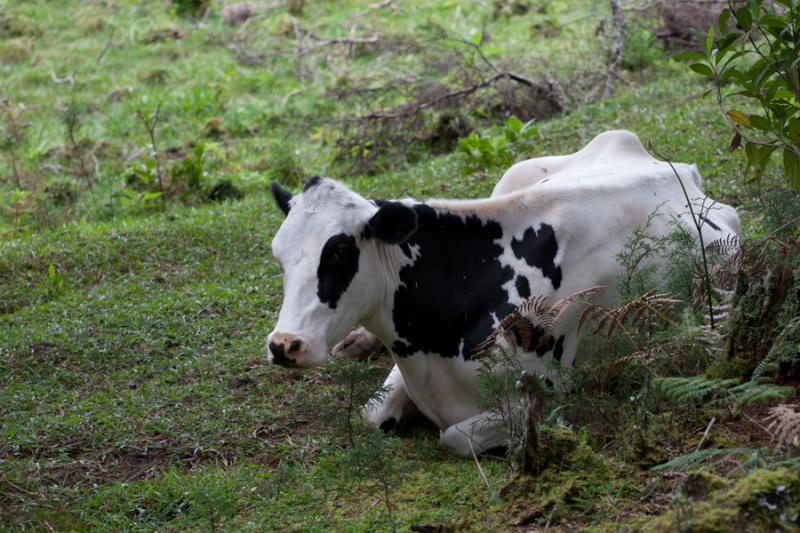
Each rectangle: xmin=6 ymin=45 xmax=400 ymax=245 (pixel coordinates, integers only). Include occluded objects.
xmin=317 ymin=233 xmax=360 ymax=310
xmin=302 ymin=176 xmax=322 ymax=192
xmin=515 ymin=275 xmax=531 ymax=299
xmin=391 ymin=205 xmax=515 ymax=359
xmin=511 ymin=223 xmax=562 ymax=290
xmin=366 ymin=202 xmax=419 ymax=244
xmin=698 ymin=214 xmax=721 ymax=231
xmin=552 ymin=335 xmax=565 ymax=362
xmin=270 ymin=182 xmax=293 ymax=215
xmin=379 ymin=417 xmax=397 ymax=433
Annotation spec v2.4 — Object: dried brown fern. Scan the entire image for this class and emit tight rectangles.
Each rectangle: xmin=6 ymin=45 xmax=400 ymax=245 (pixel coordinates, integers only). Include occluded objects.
xmin=765 ymin=404 xmax=800 ymax=451
xmin=577 ymin=291 xmax=682 ymax=350
xmin=705 ymin=234 xmax=744 ymax=291
xmin=474 ymin=286 xmax=602 ymax=359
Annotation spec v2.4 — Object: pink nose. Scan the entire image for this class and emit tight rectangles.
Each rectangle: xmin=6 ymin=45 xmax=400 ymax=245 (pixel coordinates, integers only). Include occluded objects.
xmin=268 ymin=333 xmax=308 ymax=367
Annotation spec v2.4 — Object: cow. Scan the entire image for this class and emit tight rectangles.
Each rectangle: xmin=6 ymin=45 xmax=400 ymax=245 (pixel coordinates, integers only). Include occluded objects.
xmin=266 ymin=130 xmax=740 ymax=456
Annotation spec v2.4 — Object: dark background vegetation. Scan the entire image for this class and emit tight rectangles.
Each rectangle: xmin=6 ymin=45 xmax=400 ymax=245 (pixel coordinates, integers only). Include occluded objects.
xmin=1 ymin=0 xmax=798 ymax=531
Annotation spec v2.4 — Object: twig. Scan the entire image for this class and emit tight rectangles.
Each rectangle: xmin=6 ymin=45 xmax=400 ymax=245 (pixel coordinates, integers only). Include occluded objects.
xmin=466 ymin=434 xmax=491 ymax=489
xmin=96 ymin=27 xmax=116 ymax=65
xmin=51 ymin=71 xmax=74 ymax=85
xmin=694 ymin=417 xmax=716 ymax=452
xmin=604 ymin=0 xmax=626 ymax=98
xmin=651 ymin=145 xmax=716 ymax=330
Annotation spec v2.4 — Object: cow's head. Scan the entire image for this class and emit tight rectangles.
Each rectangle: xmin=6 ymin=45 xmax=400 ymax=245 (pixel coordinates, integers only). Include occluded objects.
xmin=267 ymin=178 xmax=418 ymax=367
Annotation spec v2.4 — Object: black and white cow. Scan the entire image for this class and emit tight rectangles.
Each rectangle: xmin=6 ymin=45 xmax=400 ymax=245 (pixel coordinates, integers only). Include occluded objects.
xmin=267 ymin=130 xmax=740 ymax=456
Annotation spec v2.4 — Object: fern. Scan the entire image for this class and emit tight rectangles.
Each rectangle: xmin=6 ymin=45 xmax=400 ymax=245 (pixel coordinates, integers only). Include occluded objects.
xmin=652 ymin=375 xmax=794 ymax=408
xmin=651 ymin=447 xmax=756 ymax=472
xmin=765 ymin=404 xmax=800 ymax=451
xmin=751 ymin=317 xmax=800 ymax=381
xmin=475 ymin=286 xmax=601 ymax=359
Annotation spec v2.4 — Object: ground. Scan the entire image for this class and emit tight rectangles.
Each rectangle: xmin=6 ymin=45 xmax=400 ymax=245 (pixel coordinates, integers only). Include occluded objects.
xmin=1 ymin=1 xmax=798 ymax=532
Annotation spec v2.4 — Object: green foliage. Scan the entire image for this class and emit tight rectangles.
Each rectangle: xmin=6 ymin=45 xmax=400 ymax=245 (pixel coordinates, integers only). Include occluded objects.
xmin=40 ymin=263 xmax=65 ymax=299
xmin=457 ymin=116 xmax=537 ymax=173
xmin=752 ymin=316 xmax=800 ymax=380
xmin=678 ymin=0 xmax=800 ymax=190
xmin=171 ymin=0 xmax=211 ymax=19
xmin=651 ymin=375 xmax=794 ymax=409
xmin=266 ymin=143 xmax=306 ymax=187
xmin=623 ymin=28 xmax=662 ymax=71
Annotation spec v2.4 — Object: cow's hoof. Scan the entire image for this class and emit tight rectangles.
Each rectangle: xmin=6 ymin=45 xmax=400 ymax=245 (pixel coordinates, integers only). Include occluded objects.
xmin=331 ymin=327 xmax=384 ymax=360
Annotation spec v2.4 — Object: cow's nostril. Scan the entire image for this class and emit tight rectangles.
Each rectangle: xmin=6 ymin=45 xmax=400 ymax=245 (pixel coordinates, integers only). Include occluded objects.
xmin=288 ymin=339 xmax=302 ymax=354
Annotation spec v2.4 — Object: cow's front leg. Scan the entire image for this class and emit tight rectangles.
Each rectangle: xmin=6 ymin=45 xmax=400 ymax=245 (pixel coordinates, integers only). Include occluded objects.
xmin=439 ymin=411 xmax=509 ymax=457
xmin=362 ymin=364 xmax=417 ymax=434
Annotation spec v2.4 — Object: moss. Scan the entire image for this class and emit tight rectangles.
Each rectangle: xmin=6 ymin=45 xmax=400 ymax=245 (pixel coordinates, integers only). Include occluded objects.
xmin=643 ymin=468 xmax=800 ymax=532
xmin=710 ymin=266 xmax=797 ymax=380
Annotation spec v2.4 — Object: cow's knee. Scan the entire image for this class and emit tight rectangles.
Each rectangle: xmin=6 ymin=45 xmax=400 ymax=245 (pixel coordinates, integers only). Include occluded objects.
xmin=439 ymin=413 xmax=508 ymax=457
xmin=439 ymin=425 xmax=475 ymax=457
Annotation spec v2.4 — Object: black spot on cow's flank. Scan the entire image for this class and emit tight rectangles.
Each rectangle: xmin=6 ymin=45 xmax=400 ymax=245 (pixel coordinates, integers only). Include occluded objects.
xmin=391 ymin=205 xmax=515 ymax=359
xmin=515 ymin=275 xmax=531 ymax=299
xmin=553 ymin=335 xmax=565 ymax=362
xmin=379 ymin=417 xmax=397 ymax=433
xmin=317 ymin=233 xmax=360 ymax=310
xmin=302 ymin=176 xmax=322 ymax=192
xmin=511 ymin=223 xmax=562 ymax=290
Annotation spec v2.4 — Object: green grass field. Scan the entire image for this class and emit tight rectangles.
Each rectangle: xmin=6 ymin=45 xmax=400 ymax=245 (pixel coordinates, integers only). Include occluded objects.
xmin=2 ymin=1 xmax=799 ymax=531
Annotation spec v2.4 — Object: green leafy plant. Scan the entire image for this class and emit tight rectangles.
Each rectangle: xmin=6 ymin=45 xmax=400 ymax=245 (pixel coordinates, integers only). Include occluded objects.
xmin=623 ymin=28 xmax=663 ymax=71
xmin=40 ymin=263 xmax=64 ymax=298
xmin=457 ymin=116 xmax=537 ymax=173
xmin=171 ymin=0 xmax=211 ymax=19
xmin=677 ymin=0 xmax=800 ymax=190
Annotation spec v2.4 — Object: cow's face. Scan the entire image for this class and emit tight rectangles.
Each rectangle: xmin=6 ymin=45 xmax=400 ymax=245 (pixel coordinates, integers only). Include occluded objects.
xmin=267 ymin=178 xmax=417 ymax=367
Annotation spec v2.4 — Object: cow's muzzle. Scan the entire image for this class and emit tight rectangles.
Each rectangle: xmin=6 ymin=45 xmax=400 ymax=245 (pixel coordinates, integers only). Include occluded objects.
xmin=268 ymin=332 xmax=308 ymax=367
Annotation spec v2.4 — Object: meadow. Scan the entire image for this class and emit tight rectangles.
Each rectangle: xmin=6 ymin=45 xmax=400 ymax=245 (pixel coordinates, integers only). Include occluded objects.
xmin=1 ymin=1 xmax=799 ymax=531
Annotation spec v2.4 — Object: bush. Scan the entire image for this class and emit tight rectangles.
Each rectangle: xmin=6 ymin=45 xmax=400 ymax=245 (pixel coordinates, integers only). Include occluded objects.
xmin=172 ymin=0 xmax=211 ymax=19
xmin=678 ymin=0 xmax=800 ymax=191
xmin=623 ymin=28 xmax=663 ymax=70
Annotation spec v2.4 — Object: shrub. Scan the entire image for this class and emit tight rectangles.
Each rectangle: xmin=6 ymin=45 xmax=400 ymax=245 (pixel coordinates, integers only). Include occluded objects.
xmin=678 ymin=0 xmax=800 ymax=191
xmin=172 ymin=0 xmax=211 ymax=19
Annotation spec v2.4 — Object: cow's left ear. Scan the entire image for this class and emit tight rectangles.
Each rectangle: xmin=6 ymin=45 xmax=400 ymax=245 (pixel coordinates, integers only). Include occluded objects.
xmin=366 ymin=202 xmax=418 ymax=245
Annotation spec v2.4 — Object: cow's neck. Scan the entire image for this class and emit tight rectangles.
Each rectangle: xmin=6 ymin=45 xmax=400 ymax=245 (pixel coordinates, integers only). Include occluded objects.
xmin=365 ymin=202 xmax=517 ymax=361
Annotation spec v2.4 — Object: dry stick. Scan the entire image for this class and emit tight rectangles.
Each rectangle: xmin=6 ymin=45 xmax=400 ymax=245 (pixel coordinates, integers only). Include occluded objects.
xmin=653 ymin=148 xmax=716 ymax=330
xmin=96 ymin=27 xmax=116 ymax=65
xmin=694 ymin=417 xmax=716 ymax=453
xmin=359 ymin=71 xmax=542 ymax=121
xmin=604 ymin=0 xmax=625 ymax=98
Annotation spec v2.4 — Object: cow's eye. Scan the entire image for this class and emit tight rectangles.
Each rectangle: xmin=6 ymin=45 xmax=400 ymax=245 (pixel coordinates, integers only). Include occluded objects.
xmin=332 ymin=245 xmax=347 ymax=262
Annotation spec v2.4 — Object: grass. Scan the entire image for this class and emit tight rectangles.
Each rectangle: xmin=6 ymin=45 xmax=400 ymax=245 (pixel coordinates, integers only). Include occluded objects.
xmin=1 ymin=0 xmax=797 ymax=531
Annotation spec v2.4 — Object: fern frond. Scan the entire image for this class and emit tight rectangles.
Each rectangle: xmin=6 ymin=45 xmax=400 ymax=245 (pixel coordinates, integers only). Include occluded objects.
xmin=578 ymin=291 xmax=682 ymax=340
xmin=765 ymin=404 xmax=800 ymax=451
xmin=475 ymin=286 xmax=602 ymax=359
xmin=652 ymin=375 xmax=794 ymax=408
xmin=651 ymin=447 xmax=756 ymax=472
xmin=705 ymin=234 xmax=741 ymax=257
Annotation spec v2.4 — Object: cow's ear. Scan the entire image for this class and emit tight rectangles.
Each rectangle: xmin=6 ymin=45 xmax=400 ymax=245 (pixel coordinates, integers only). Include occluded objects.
xmin=366 ymin=202 xmax=418 ymax=245
xmin=271 ymin=182 xmax=293 ymax=216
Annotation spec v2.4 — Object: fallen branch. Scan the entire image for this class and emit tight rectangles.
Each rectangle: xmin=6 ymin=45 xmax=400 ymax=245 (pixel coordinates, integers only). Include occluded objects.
xmin=604 ymin=0 xmax=626 ymax=98
xmin=358 ymin=71 xmax=559 ymax=121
